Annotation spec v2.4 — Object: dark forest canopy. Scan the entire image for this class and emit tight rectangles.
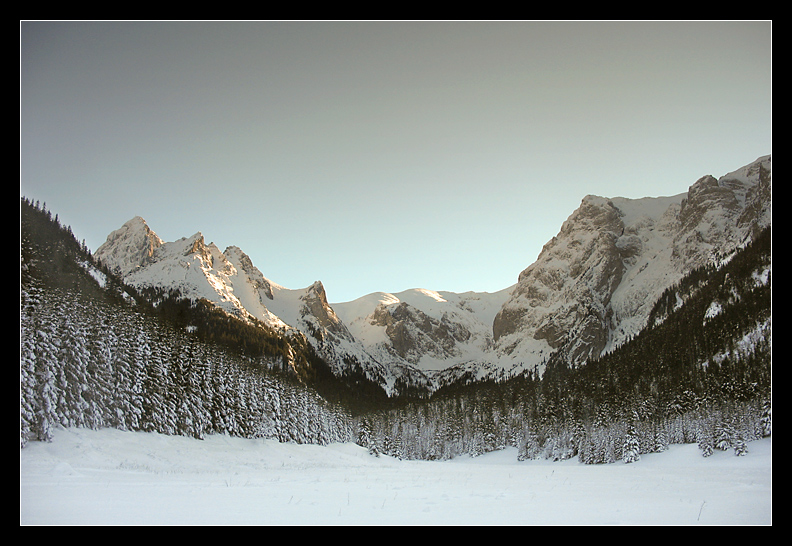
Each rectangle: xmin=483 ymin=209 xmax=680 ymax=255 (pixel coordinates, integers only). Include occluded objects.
xmin=20 ymin=196 xmax=771 ymax=463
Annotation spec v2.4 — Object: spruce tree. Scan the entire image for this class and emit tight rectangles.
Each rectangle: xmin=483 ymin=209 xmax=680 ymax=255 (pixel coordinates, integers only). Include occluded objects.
xmin=696 ymin=421 xmax=714 ymax=457
xmin=654 ymin=424 xmax=669 ymax=453
xmin=732 ymin=433 xmax=748 ymax=456
xmin=622 ymin=421 xmax=641 ymax=463
xmin=760 ymin=400 xmax=772 ymax=437
xmin=715 ymin=420 xmax=733 ymax=452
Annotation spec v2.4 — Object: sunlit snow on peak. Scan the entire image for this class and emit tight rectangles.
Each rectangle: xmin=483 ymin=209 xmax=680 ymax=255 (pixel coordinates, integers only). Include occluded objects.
xmin=414 ymin=288 xmax=447 ymax=303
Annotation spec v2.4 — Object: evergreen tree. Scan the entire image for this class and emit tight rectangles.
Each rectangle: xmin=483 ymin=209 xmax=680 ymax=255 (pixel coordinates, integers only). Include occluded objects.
xmin=140 ymin=337 xmax=174 ymax=434
xmin=760 ymin=400 xmax=772 ymax=437
xmin=85 ymin=306 xmax=114 ymax=430
xmin=32 ymin=318 xmax=59 ymax=443
xmin=714 ymin=419 xmax=734 ymax=452
xmin=20 ymin=283 xmax=44 ymax=446
xmin=57 ymin=309 xmax=92 ymax=428
xmin=209 ymin=352 xmax=233 ymax=435
xmin=125 ymin=323 xmax=153 ymax=431
xmin=696 ymin=420 xmax=714 ymax=457
xmin=622 ymin=420 xmax=641 ymax=463
xmin=20 ymin=340 xmax=37 ymax=447
xmin=732 ymin=433 xmax=748 ymax=456
xmin=653 ymin=424 xmax=669 ymax=453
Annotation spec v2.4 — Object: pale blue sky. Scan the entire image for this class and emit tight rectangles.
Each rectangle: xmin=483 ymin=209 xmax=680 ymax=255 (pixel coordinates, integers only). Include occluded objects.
xmin=20 ymin=21 xmax=771 ymax=303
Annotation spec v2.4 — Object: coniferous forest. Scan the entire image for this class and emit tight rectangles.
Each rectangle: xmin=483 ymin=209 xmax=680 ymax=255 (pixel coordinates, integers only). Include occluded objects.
xmin=20 ymin=196 xmax=771 ymax=464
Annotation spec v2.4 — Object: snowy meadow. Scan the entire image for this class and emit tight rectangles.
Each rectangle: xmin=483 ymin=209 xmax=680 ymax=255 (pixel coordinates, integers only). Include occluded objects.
xmin=20 ymin=427 xmax=771 ymax=525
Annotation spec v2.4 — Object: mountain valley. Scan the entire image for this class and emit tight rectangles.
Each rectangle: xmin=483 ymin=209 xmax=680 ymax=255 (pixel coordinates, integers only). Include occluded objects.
xmin=21 ymin=153 xmax=772 ymax=466
xmin=93 ymin=155 xmax=772 ymax=395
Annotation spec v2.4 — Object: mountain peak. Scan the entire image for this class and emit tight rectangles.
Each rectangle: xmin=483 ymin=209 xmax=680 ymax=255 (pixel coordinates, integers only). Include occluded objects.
xmin=127 ymin=215 xmax=148 ymax=227
xmin=184 ymin=232 xmax=208 ymax=258
xmin=493 ymin=155 xmax=771 ymax=369
xmin=95 ymin=216 xmax=163 ymax=277
xmin=223 ymin=245 xmax=277 ymax=300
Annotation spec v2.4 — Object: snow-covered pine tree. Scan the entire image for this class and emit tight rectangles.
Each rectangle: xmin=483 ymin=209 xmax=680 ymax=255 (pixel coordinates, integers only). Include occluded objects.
xmin=599 ymin=427 xmax=617 ymax=464
xmin=714 ymin=419 xmax=734 ymax=452
xmin=622 ymin=421 xmax=641 ymax=464
xmin=31 ymin=292 xmax=65 ymax=442
xmin=98 ymin=311 xmax=127 ymax=431
xmin=729 ymin=416 xmax=748 ymax=456
xmin=261 ymin=374 xmax=282 ymax=441
xmin=732 ymin=433 xmax=748 ymax=456
xmin=57 ymin=307 xmax=92 ymax=429
xmin=20 ymin=283 xmax=44 ymax=446
xmin=696 ymin=422 xmax=714 ymax=458
xmin=85 ymin=305 xmax=115 ymax=430
xmin=358 ymin=416 xmax=380 ymax=456
xmin=119 ymin=321 xmax=148 ymax=432
xmin=654 ymin=423 xmax=669 ymax=453
xmin=209 ymin=351 xmax=233 ymax=436
xmin=32 ymin=312 xmax=60 ymax=443
xmin=20 ymin=343 xmax=37 ymax=447
xmin=760 ymin=400 xmax=771 ymax=437
xmin=140 ymin=337 xmax=174 ymax=434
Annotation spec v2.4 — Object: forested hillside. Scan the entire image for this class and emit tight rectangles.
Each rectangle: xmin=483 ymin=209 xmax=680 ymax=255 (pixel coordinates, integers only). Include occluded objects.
xmin=359 ymin=227 xmax=771 ymax=462
xmin=20 ymin=197 xmax=771 ymax=464
xmin=21 ymin=197 xmax=358 ymax=447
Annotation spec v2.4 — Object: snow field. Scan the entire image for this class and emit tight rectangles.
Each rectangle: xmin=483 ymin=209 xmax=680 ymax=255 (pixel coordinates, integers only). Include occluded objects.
xmin=20 ymin=427 xmax=771 ymax=525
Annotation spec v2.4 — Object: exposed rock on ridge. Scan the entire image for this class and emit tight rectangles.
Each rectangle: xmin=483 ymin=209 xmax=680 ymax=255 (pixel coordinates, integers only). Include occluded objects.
xmin=369 ymin=301 xmax=473 ymax=364
xmin=493 ymin=155 xmax=771 ymax=369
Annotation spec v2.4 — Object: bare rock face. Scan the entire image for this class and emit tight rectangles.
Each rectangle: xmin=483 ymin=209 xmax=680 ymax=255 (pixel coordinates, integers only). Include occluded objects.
xmin=673 ymin=159 xmax=771 ymax=270
xmin=737 ymin=159 xmax=772 ymax=233
xmin=300 ymin=281 xmax=349 ymax=337
xmin=493 ymin=155 xmax=771 ymax=368
xmin=370 ymin=301 xmax=472 ymax=364
xmin=493 ymin=195 xmax=632 ymax=363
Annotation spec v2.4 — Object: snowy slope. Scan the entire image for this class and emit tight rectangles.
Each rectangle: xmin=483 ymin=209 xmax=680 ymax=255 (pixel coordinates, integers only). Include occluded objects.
xmin=20 ymin=427 xmax=772 ymax=525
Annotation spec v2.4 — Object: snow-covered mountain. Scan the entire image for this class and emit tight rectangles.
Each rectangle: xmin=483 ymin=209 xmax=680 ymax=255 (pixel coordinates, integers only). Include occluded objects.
xmin=333 ymin=286 xmax=515 ymax=386
xmin=94 ymin=222 xmax=399 ymax=390
xmin=95 ymin=218 xmax=511 ymax=393
xmin=95 ymin=155 xmax=771 ymax=393
xmin=493 ymin=154 xmax=771 ymax=370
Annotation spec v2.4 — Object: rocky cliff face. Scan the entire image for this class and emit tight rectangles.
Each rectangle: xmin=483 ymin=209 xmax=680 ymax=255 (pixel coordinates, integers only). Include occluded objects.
xmin=224 ymin=245 xmax=275 ymax=301
xmin=369 ymin=300 xmax=473 ymax=364
xmin=333 ymin=288 xmax=512 ymax=378
xmin=493 ymin=155 xmax=771 ymax=369
xmin=493 ymin=194 xmax=636 ymax=364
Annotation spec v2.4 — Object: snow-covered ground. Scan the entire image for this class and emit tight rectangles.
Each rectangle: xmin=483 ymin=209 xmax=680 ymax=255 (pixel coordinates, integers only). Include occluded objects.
xmin=20 ymin=428 xmax=771 ymax=525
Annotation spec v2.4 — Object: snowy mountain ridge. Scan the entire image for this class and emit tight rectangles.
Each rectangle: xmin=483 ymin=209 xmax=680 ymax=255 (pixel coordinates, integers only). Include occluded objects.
xmin=95 ymin=155 xmax=771 ymax=394
xmin=492 ymin=155 xmax=771 ymax=369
